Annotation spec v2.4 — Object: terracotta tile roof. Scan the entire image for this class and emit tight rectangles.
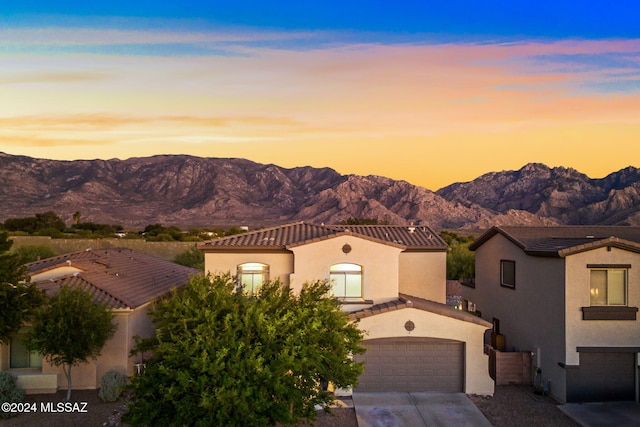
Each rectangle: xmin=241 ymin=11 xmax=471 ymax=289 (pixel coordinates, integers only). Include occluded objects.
xmin=27 ymin=248 xmax=200 ymax=309
xmin=329 ymin=225 xmax=445 ymax=250
xmin=470 ymin=226 xmax=640 ymax=256
xmin=347 ymin=298 xmax=414 ymax=320
xmin=37 ymin=275 xmax=131 ymax=309
xmin=348 ymin=293 xmax=491 ymax=327
xmin=198 ymin=222 xmax=446 ymax=251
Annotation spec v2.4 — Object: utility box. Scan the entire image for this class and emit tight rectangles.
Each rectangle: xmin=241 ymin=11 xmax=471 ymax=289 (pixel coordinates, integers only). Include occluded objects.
xmin=491 ymin=332 xmax=506 ymax=351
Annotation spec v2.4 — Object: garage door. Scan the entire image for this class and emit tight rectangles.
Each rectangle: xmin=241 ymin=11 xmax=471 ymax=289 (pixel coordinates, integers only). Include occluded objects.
xmin=354 ymin=337 xmax=464 ymax=392
xmin=577 ymin=352 xmax=636 ymax=402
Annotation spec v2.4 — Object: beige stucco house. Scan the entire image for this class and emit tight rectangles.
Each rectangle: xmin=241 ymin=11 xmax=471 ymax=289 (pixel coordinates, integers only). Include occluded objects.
xmin=0 ymin=248 xmax=199 ymax=394
xmin=198 ymin=222 xmax=494 ymax=395
xmin=466 ymin=226 xmax=640 ymax=403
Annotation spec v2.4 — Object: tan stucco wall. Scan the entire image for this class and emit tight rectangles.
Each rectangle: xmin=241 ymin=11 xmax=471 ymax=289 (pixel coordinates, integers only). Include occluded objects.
xmin=564 ymin=247 xmax=640 ymax=366
xmin=203 ymin=237 xmax=447 ymax=309
xmin=2 ymin=305 xmax=157 ymax=393
xmin=289 ymin=235 xmax=403 ymax=306
xmin=399 ymin=251 xmax=446 ymax=303
xmin=126 ymin=304 xmax=156 ymax=370
xmin=38 ymin=311 xmax=131 ymax=390
xmin=204 ymin=251 xmax=294 ymax=285
xmin=465 ymin=234 xmax=568 ymax=401
xmin=356 ymin=308 xmax=494 ymax=395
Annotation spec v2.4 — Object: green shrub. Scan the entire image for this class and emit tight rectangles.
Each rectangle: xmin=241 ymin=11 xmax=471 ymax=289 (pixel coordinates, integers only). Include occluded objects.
xmin=98 ymin=370 xmax=128 ymax=402
xmin=173 ymin=247 xmax=204 ymax=270
xmin=125 ymin=274 xmax=364 ymax=427
xmin=0 ymin=372 xmax=26 ymax=419
xmin=12 ymin=245 xmax=57 ymax=263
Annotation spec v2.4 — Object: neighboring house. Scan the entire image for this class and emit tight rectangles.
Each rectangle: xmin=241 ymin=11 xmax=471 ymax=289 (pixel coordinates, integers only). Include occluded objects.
xmin=465 ymin=226 xmax=640 ymax=403
xmin=198 ymin=222 xmax=494 ymax=395
xmin=0 ymin=248 xmax=199 ymax=394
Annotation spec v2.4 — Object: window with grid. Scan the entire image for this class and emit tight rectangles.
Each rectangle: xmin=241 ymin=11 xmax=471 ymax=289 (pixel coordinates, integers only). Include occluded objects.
xmin=329 ymin=263 xmax=362 ymax=298
xmin=237 ymin=262 xmax=269 ymax=294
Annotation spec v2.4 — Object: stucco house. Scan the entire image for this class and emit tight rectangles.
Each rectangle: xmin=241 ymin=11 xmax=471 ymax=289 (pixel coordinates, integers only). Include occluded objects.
xmin=0 ymin=248 xmax=199 ymax=394
xmin=465 ymin=226 xmax=640 ymax=403
xmin=198 ymin=222 xmax=494 ymax=395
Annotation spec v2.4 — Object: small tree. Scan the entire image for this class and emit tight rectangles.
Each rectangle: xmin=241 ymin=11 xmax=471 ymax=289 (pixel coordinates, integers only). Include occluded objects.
xmin=126 ymin=274 xmax=364 ymax=427
xmin=29 ymin=286 xmax=117 ymax=401
xmin=0 ymin=232 xmax=45 ymax=345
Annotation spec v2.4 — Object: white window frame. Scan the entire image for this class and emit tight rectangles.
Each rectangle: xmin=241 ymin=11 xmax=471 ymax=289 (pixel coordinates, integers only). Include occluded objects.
xmin=329 ymin=263 xmax=363 ymax=298
xmin=237 ymin=262 xmax=269 ymax=294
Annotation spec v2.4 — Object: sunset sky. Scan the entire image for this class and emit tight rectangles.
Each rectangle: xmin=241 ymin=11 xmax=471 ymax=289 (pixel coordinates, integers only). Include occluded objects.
xmin=1 ymin=1 xmax=639 ymax=190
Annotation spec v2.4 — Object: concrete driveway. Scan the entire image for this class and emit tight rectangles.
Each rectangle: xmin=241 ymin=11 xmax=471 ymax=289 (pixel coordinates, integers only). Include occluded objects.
xmin=559 ymin=402 xmax=640 ymax=427
xmin=352 ymin=392 xmax=492 ymax=427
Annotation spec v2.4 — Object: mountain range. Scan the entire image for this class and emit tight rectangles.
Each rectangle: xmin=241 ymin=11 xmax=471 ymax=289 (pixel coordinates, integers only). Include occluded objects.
xmin=1 ymin=152 xmax=639 ymax=230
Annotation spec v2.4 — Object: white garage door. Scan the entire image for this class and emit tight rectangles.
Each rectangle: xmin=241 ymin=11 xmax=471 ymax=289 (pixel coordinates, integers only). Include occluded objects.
xmin=354 ymin=337 xmax=464 ymax=392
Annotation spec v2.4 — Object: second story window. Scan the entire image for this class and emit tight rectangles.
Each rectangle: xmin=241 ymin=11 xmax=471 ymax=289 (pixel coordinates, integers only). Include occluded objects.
xmin=500 ymin=260 xmax=516 ymax=289
xmin=329 ymin=263 xmax=362 ymax=298
xmin=590 ymin=269 xmax=626 ymax=306
xmin=237 ymin=262 xmax=269 ymax=294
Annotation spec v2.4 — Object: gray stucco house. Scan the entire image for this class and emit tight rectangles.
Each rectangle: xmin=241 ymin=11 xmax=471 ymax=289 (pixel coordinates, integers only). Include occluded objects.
xmin=464 ymin=226 xmax=640 ymax=403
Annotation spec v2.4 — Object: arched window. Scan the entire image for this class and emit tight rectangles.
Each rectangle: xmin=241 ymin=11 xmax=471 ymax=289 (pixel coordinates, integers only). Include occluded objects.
xmin=237 ymin=262 xmax=269 ymax=293
xmin=329 ymin=263 xmax=362 ymax=298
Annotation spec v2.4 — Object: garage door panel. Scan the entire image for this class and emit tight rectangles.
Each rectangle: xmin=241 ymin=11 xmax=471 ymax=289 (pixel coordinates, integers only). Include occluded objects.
xmin=355 ymin=337 xmax=464 ymax=392
xmin=581 ymin=352 xmax=635 ymax=401
xmin=567 ymin=352 xmax=636 ymax=402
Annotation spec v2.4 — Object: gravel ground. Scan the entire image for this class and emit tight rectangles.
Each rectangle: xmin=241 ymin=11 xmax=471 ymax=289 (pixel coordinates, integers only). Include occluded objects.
xmin=0 ymin=390 xmax=356 ymax=427
xmin=1 ymin=385 xmax=577 ymax=426
xmin=469 ymin=385 xmax=580 ymax=427
xmin=0 ymin=389 xmax=123 ymax=427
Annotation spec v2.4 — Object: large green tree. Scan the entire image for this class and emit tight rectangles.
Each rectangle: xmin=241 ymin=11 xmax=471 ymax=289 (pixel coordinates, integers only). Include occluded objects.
xmin=28 ymin=286 xmax=117 ymax=401
xmin=126 ymin=274 xmax=364 ymax=427
xmin=0 ymin=232 xmax=44 ymax=344
xmin=440 ymin=231 xmax=476 ymax=280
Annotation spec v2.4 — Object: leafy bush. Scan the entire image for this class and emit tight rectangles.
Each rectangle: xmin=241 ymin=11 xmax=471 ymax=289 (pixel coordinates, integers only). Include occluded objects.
xmin=125 ymin=274 xmax=364 ymax=427
xmin=0 ymin=372 xmax=26 ymax=419
xmin=173 ymin=247 xmax=204 ymax=270
xmin=99 ymin=370 xmax=128 ymax=402
xmin=13 ymin=245 xmax=57 ymax=263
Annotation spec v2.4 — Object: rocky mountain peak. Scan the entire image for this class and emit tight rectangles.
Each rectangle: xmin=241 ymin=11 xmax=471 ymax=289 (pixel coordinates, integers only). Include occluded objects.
xmin=0 ymin=153 xmax=638 ymax=229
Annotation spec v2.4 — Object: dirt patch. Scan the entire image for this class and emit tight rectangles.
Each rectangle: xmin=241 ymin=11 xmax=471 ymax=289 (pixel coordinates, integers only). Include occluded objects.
xmin=1 ymin=389 xmax=123 ymax=427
